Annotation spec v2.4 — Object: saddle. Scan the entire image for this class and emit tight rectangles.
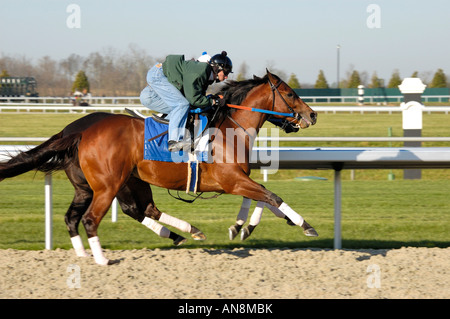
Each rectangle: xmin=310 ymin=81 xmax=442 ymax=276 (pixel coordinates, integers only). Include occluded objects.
xmin=126 ymin=104 xmax=219 ymax=144
xmin=127 ymin=106 xmax=219 ymax=194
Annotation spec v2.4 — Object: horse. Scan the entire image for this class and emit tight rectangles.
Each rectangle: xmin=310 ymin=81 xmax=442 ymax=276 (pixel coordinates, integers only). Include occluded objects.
xmin=64 ymin=108 xmax=301 ymax=252
xmin=0 ymin=70 xmax=318 ymax=265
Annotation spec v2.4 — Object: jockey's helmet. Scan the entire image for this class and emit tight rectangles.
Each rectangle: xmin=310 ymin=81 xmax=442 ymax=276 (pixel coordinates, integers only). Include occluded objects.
xmin=210 ymin=51 xmax=233 ymax=76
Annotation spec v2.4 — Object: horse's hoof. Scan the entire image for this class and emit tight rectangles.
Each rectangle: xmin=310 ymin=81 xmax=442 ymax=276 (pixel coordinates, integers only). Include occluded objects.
xmin=191 ymin=231 xmax=206 ymax=241
xmin=240 ymin=227 xmax=251 ymax=241
xmin=173 ymin=235 xmax=187 ymax=246
xmin=304 ymin=227 xmax=319 ymax=237
xmin=107 ymin=259 xmax=121 ymax=265
xmin=228 ymin=225 xmax=239 ymax=240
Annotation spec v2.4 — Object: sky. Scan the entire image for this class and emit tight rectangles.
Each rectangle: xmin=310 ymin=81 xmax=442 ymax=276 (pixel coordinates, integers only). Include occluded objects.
xmin=1 ymin=0 xmax=449 ymax=86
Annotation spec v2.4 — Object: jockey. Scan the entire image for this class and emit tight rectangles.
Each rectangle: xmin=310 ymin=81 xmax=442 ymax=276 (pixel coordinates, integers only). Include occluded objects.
xmin=140 ymin=51 xmax=233 ymax=152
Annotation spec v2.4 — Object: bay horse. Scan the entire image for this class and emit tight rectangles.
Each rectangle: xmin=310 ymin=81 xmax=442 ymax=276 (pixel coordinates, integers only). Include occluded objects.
xmin=0 ymin=70 xmax=318 ymax=265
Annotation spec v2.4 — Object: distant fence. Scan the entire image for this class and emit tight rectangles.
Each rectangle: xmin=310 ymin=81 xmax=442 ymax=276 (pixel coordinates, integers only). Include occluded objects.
xmin=1 ymin=93 xmax=449 ymax=104
xmin=300 ymin=95 xmax=450 ymax=103
xmin=1 ymin=103 xmax=450 ymax=114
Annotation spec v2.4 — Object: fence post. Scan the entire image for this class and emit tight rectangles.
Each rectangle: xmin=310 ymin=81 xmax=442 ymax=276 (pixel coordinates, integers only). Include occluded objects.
xmin=399 ymin=78 xmax=426 ymax=179
xmin=111 ymin=198 xmax=118 ymax=222
xmin=44 ymin=173 xmax=53 ymax=250
xmin=358 ymin=85 xmax=365 ymax=105
xmin=334 ymin=169 xmax=342 ymax=249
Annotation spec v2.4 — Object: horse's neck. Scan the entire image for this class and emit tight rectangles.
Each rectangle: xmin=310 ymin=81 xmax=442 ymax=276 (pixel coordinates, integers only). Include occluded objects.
xmin=210 ymin=84 xmax=272 ymax=161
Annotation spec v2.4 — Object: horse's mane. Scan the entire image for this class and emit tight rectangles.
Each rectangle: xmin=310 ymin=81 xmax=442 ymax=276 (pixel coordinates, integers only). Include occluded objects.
xmin=218 ymin=74 xmax=281 ymax=105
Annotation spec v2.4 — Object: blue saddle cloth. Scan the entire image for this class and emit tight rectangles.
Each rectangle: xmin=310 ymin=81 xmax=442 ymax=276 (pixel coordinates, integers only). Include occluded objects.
xmin=143 ymin=116 xmax=209 ymax=163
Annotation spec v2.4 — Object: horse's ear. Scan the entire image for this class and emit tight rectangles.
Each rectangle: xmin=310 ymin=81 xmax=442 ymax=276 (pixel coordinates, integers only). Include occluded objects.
xmin=266 ymin=68 xmax=277 ymax=83
xmin=253 ymin=74 xmax=261 ymax=80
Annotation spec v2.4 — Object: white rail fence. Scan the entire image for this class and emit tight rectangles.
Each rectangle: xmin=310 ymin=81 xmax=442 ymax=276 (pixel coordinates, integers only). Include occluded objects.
xmin=2 ymin=143 xmax=450 ymax=250
xmin=1 ymin=103 xmax=450 ymax=115
xmin=1 ymin=95 xmax=449 ymax=103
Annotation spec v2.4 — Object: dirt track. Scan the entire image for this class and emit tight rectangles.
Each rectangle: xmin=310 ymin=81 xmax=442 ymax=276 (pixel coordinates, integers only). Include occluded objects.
xmin=0 ymin=247 xmax=448 ymax=299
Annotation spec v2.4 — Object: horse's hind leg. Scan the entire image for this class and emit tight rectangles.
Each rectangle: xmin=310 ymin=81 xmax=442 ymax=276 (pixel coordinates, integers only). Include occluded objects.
xmin=120 ymin=177 xmax=206 ymax=240
xmin=146 ymin=202 xmax=207 ymax=241
xmin=65 ymin=188 xmax=92 ymax=257
xmin=116 ymin=176 xmax=188 ymax=245
xmin=80 ymin=189 xmax=118 ymax=265
xmin=64 ymin=165 xmax=93 ymax=257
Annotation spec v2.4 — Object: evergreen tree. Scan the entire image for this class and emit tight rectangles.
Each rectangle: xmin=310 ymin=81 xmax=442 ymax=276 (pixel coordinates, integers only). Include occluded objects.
xmin=235 ymin=62 xmax=248 ymax=81
xmin=369 ymin=72 xmax=382 ymax=88
xmin=429 ymin=69 xmax=447 ymax=88
xmin=411 ymin=71 xmax=419 ymax=78
xmin=72 ymin=70 xmax=90 ymax=93
xmin=387 ymin=70 xmax=402 ymax=88
xmin=0 ymin=69 xmax=10 ymax=77
xmin=347 ymin=70 xmax=361 ymax=88
xmin=287 ymin=73 xmax=301 ymax=89
xmin=314 ymin=70 xmax=329 ymax=89
xmin=236 ymin=73 xmax=246 ymax=81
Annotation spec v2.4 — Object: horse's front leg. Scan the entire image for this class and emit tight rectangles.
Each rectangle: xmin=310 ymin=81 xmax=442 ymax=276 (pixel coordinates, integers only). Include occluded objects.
xmin=229 ymin=199 xmax=266 ymax=240
xmin=229 ymin=197 xmax=251 ymax=240
xmin=222 ymin=172 xmax=318 ymax=237
xmin=115 ymin=179 xmax=186 ymax=246
xmin=240 ymin=201 xmax=265 ymax=240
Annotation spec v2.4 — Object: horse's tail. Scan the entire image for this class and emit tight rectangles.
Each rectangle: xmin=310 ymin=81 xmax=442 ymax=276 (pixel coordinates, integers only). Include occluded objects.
xmin=0 ymin=131 xmax=81 ymax=181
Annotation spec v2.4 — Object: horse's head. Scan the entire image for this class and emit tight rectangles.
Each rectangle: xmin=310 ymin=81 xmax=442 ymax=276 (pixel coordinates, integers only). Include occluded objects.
xmin=266 ymin=69 xmax=317 ymax=129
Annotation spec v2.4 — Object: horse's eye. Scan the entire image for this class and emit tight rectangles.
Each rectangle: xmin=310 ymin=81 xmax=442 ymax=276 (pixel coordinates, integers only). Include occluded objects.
xmin=287 ymin=93 xmax=293 ymax=97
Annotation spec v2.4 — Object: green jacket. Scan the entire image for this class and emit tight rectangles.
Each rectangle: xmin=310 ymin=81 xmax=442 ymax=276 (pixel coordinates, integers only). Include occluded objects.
xmin=162 ymin=55 xmax=213 ymax=108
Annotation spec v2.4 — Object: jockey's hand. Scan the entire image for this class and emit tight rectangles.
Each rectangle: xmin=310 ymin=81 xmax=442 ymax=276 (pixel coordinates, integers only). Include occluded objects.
xmin=211 ymin=95 xmax=227 ymax=108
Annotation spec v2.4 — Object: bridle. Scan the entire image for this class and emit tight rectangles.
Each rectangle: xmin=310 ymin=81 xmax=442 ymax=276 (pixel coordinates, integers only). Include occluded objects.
xmin=225 ymin=76 xmax=303 ymax=132
xmin=267 ymin=76 xmax=302 ymax=123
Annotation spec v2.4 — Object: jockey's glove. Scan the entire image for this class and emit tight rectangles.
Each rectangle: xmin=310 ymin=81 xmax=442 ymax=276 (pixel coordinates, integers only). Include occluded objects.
xmin=211 ymin=95 xmax=227 ymax=108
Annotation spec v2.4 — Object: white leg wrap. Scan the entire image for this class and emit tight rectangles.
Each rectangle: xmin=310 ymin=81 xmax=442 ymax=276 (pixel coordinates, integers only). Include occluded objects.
xmin=159 ymin=212 xmax=192 ymax=233
xmin=70 ymin=235 xmax=89 ymax=257
xmin=249 ymin=201 xmax=265 ymax=226
xmin=141 ymin=217 xmax=170 ymax=238
xmin=278 ymin=202 xmax=304 ymax=226
xmin=88 ymin=236 xmax=109 ymax=266
xmin=266 ymin=204 xmax=286 ymax=219
xmin=236 ymin=197 xmax=252 ymax=225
